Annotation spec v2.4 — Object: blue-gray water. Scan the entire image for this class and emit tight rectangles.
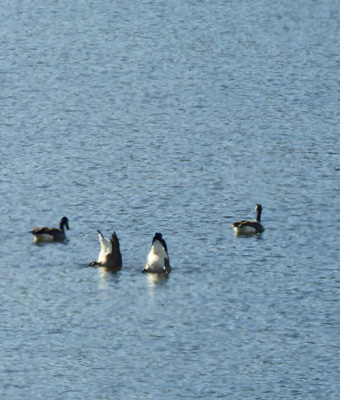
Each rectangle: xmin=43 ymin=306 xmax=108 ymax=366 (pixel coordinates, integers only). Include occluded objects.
xmin=1 ymin=0 xmax=340 ymax=398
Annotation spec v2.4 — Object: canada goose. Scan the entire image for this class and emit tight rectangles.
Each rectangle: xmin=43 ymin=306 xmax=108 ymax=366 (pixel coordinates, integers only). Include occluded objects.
xmin=142 ymin=232 xmax=171 ymax=274
xmin=232 ymin=204 xmax=264 ymax=235
xmin=89 ymin=230 xmax=122 ymax=271
xmin=30 ymin=216 xmax=69 ymax=243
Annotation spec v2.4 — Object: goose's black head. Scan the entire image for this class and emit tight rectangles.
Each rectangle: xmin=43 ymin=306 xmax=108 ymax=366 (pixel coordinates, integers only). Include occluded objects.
xmin=60 ymin=216 xmax=70 ymax=230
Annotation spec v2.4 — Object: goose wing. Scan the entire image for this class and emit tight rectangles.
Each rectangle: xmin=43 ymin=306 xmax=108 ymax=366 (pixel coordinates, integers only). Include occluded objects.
xmin=232 ymin=220 xmax=254 ymax=228
xmin=30 ymin=226 xmax=59 ymax=235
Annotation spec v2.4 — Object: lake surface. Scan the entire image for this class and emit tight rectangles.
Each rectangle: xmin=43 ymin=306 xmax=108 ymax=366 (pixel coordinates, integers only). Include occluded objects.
xmin=1 ymin=0 xmax=340 ymax=398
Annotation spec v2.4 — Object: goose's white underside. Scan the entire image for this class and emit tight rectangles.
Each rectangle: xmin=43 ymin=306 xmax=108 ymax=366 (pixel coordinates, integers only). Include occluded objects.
xmin=98 ymin=234 xmax=112 ymax=263
xmin=33 ymin=233 xmax=54 ymax=243
xmin=145 ymin=241 xmax=168 ymax=272
xmin=234 ymin=225 xmax=257 ymax=234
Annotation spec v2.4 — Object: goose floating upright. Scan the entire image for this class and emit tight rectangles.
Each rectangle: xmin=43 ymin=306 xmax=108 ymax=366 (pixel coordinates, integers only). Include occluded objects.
xmin=30 ymin=216 xmax=69 ymax=243
xmin=89 ymin=230 xmax=122 ymax=271
xmin=142 ymin=232 xmax=171 ymax=274
xmin=232 ymin=204 xmax=264 ymax=235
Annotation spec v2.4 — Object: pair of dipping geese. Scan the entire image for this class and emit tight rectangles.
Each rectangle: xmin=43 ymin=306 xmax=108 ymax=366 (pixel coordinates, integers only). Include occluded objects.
xmin=88 ymin=230 xmax=171 ymax=274
xmin=29 ymin=204 xmax=264 ymax=273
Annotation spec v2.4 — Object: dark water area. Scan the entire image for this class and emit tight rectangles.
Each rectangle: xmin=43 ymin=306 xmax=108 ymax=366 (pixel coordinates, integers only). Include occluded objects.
xmin=1 ymin=0 xmax=340 ymax=398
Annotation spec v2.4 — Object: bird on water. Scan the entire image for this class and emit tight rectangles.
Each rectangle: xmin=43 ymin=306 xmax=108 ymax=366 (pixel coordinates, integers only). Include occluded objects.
xmin=89 ymin=230 xmax=122 ymax=271
xmin=142 ymin=232 xmax=171 ymax=274
xmin=30 ymin=216 xmax=70 ymax=243
xmin=232 ymin=204 xmax=264 ymax=235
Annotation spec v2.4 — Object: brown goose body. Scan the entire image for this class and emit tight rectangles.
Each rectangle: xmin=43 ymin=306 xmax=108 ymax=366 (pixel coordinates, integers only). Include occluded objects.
xmin=232 ymin=205 xmax=264 ymax=235
xmin=30 ymin=216 xmax=69 ymax=243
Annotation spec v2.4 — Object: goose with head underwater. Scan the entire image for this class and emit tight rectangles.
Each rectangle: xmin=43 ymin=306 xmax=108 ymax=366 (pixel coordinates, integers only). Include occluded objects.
xmin=89 ymin=230 xmax=122 ymax=271
xmin=142 ymin=232 xmax=171 ymax=274
xmin=30 ymin=216 xmax=70 ymax=243
xmin=232 ymin=204 xmax=264 ymax=235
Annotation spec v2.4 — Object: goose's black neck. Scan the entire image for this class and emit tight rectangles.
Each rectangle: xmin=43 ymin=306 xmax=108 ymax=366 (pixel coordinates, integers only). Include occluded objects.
xmin=256 ymin=206 xmax=262 ymax=222
xmin=59 ymin=221 xmax=65 ymax=232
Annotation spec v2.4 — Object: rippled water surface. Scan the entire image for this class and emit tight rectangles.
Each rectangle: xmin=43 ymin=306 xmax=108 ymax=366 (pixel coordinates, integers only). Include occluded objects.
xmin=1 ymin=0 xmax=340 ymax=399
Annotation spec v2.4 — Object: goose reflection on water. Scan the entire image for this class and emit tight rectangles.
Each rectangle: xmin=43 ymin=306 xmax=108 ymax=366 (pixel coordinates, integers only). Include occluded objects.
xmin=145 ymin=271 xmax=170 ymax=285
xmin=97 ymin=264 xmax=122 ymax=293
xmin=144 ymin=269 xmax=170 ymax=301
